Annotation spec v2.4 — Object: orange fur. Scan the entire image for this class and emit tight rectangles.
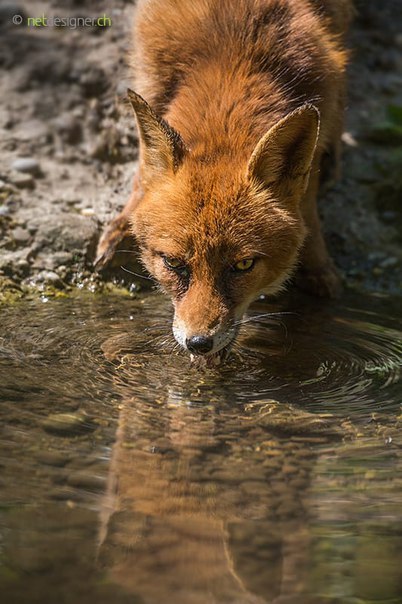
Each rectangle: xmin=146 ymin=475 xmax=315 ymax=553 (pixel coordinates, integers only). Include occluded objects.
xmin=97 ymin=0 xmax=353 ymax=359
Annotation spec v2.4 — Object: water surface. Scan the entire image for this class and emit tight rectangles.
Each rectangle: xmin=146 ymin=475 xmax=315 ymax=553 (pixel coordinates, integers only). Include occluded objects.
xmin=0 ymin=291 xmax=401 ymax=604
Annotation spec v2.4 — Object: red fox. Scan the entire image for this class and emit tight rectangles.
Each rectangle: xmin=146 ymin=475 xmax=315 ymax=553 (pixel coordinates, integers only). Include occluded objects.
xmin=96 ymin=0 xmax=353 ymax=361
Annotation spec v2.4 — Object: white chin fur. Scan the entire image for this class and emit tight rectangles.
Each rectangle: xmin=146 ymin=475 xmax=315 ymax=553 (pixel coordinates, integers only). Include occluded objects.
xmin=172 ymin=324 xmax=187 ymax=349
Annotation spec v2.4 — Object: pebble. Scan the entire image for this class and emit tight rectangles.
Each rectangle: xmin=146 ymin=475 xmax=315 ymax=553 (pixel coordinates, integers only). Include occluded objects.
xmin=281 ymin=464 xmax=298 ymax=475
xmin=0 ymin=206 xmax=11 ymax=217
xmin=35 ymin=450 xmax=71 ymax=467
xmin=49 ymin=486 xmax=82 ymax=501
xmin=9 ymin=171 xmax=34 ymax=189
xmin=67 ymin=471 xmax=106 ymax=492
xmin=36 ymin=270 xmax=64 ymax=288
xmin=41 ymin=411 xmax=95 ymax=436
xmin=368 ymin=251 xmax=387 ymax=262
xmin=11 ymin=226 xmax=30 ymax=244
xmin=379 ymin=257 xmax=399 ymax=269
xmin=68 ymin=453 xmax=101 ymax=468
xmin=80 ymin=207 xmax=95 ymax=217
xmin=11 ymin=157 xmax=41 ymax=176
xmin=15 ymin=258 xmax=31 ymax=274
xmin=341 ymin=131 xmax=358 ymax=147
xmin=53 ymin=114 xmax=82 ymax=144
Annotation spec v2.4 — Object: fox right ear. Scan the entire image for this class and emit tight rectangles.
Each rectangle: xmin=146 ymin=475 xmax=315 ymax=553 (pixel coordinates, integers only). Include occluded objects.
xmin=127 ymin=89 xmax=187 ymax=187
xmin=247 ymin=105 xmax=320 ymax=197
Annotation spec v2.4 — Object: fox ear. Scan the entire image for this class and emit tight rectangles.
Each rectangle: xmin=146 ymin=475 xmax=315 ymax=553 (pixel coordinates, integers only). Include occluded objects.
xmin=247 ymin=105 xmax=320 ymax=195
xmin=127 ymin=89 xmax=187 ymax=187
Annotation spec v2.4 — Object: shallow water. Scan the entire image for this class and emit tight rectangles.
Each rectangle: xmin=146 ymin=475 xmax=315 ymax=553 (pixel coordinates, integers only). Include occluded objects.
xmin=0 ymin=291 xmax=401 ymax=604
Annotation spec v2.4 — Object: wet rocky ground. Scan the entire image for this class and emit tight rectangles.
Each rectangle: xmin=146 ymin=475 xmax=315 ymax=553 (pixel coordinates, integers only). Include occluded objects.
xmin=0 ymin=0 xmax=401 ymax=304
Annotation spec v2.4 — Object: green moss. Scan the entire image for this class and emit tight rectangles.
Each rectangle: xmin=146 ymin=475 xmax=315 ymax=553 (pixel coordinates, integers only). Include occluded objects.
xmin=0 ymin=277 xmax=24 ymax=305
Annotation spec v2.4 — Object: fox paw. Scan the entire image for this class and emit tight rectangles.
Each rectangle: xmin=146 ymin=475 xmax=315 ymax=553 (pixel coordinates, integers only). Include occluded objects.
xmin=296 ymin=262 xmax=343 ymax=299
xmin=94 ymin=215 xmax=133 ymax=270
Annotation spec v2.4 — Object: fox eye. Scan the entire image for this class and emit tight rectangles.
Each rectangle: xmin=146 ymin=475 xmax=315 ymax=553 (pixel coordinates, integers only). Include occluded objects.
xmin=162 ymin=255 xmax=189 ymax=277
xmin=232 ymin=258 xmax=255 ymax=272
xmin=163 ymin=256 xmax=182 ymax=269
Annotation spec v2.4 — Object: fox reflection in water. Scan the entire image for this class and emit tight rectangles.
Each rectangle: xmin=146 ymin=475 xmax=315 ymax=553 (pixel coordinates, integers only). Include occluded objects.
xmin=94 ymin=293 xmax=402 ymax=603
xmin=96 ymin=347 xmax=321 ymax=604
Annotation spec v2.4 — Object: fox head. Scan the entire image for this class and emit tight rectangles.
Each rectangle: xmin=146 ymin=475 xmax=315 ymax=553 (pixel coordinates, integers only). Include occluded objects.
xmin=128 ymin=90 xmax=319 ymax=361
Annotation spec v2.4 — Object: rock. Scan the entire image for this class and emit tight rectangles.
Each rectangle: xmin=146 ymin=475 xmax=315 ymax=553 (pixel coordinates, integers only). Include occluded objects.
xmin=15 ymin=258 xmax=29 ymax=273
xmin=35 ymin=270 xmax=64 ymax=288
xmin=80 ymin=207 xmax=95 ymax=217
xmin=11 ymin=226 xmax=30 ymax=244
xmin=341 ymin=131 xmax=358 ymax=147
xmin=53 ymin=113 xmax=82 ymax=144
xmin=67 ymin=471 xmax=106 ymax=491
xmin=0 ymin=205 xmax=11 ymax=217
xmin=13 ymin=119 xmax=50 ymax=142
xmin=11 ymin=157 xmax=41 ymax=176
xmin=9 ymin=171 xmax=34 ymax=189
xmin=246 ymin=400 xmax=341 ymax=437
xmin=33 ymin=212 xmax=100 ymax=263
xmin=79 ymin=67 xmax=107 ymax=97
xmin=368 ymin=251 xmax=387 ymax=262
xmin=35 ymin=450 xmax=71 ymax=467
xmin=379 ymin=257 xmax=399 ymax=269
xmin=0 ymin=247 xmax=32 ymax=274
xmin=35 ymin=252 xmax=72 ymax=272
xmin=41 ymin=412 xmax=95 ymax=436
xmin=49 ymin=486 xmax=82 ymax=501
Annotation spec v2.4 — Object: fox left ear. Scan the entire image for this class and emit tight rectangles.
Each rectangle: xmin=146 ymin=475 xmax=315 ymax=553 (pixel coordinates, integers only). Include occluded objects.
xmin=127 ymin=89 xmax=187 ymax=187
xmin=247 ymin=105 xmax=320 ymax=195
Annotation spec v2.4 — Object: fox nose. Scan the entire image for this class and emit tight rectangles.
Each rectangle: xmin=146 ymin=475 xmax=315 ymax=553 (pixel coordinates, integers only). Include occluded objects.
xmin=186 ymin=335 xmax=214 ymax=355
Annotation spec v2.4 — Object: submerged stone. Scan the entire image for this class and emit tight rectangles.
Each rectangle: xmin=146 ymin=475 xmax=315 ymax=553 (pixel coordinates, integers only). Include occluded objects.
xmin=41 ymin=412 xmax=95 ymax=436
xmin=35 ymin=450 xmax=72 ymax=467
xmin=67 ymin=471 xmax=106 ymax=492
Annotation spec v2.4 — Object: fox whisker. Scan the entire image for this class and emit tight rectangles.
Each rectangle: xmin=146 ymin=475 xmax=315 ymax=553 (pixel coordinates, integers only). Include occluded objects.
xmin=233 ymin=311 xmax=297 ymax=327
xmin=120 ymin=265 xmax=154 ymax=281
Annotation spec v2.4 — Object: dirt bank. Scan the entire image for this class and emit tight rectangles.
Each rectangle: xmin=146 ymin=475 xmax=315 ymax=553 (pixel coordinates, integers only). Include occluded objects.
xmin=0 ymin=0 xmax=401 ymax=302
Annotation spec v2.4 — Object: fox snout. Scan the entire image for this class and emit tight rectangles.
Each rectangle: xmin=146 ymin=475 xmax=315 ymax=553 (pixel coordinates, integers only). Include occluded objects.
xmin=173 ymin=320 xmax=238 ymax=357
xmin=172 ymin=291 xmax=238 ymax=357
